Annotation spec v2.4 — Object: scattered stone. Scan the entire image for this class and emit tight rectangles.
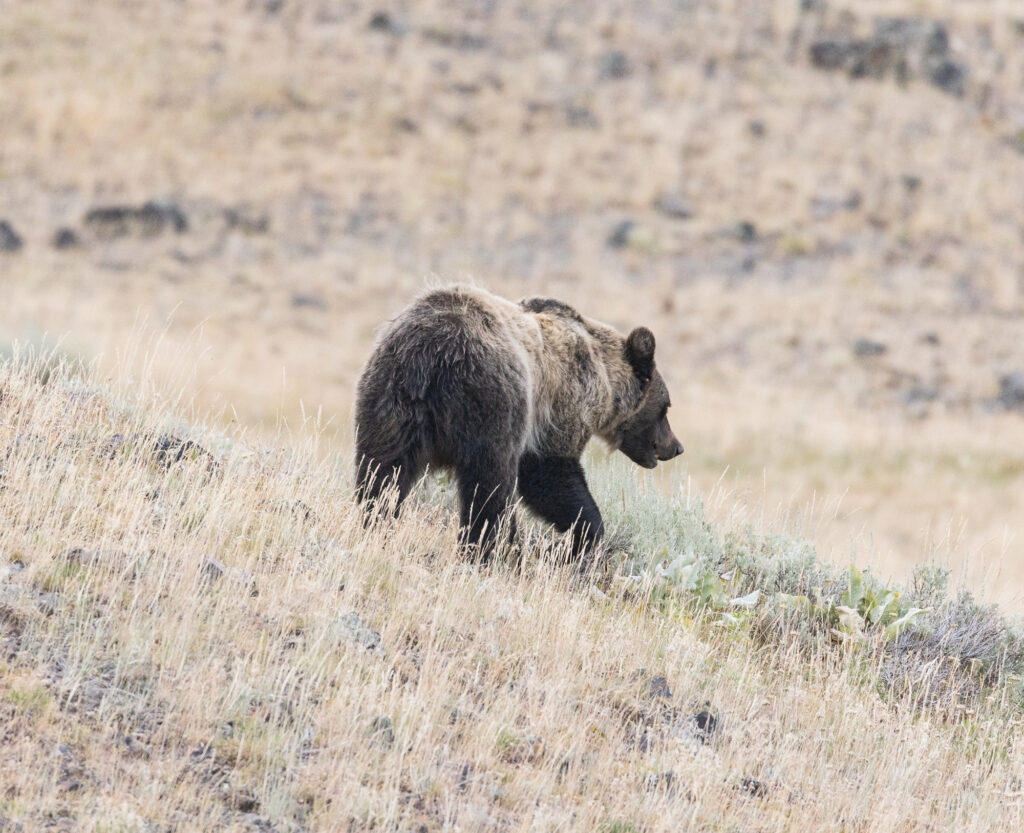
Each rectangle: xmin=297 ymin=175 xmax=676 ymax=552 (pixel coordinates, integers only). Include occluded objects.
xmin=738 ymin=777 xmax=770 ymax=799
xmin=497 ymin=734 xmax=545 ymax=764
xmin=643 ymin=770 xmax=692 ymax=799
xmin=223 ymin=206 xmax=269 ymax=235
xmin=201 ymin=557 xmax=226 ymax=585
xmin=58 ymin=548 xmax=95 ymax=567
xmin=811 ymin=191 xmax=862 ymax=220
xmin=0 ymin=221 xmax=23 ymax=252
xmin=564 ymin=104 xmax=600 ymax=130
xmin=809 ymin=17 xmax=968 ymax=98
xmin=653 ymin=192 xmax=693 ymax=220
xmin=422 ymin=27 xmax=488 ymax=51
xmin=368 ymin=11 xmax=404 ymax=36
xmin=997 ymin=372 xmax=1024 ymax=410
xmin=733 ymin=220 xmax=758 ymax=243
xmin=290 ymin=292 xmax=328 ymax=311
xmin=228 ymin=786 xmax=260 ymax=813
xmin=902 ymin=174 xmax=923 ymax=192
xmin=607 ymin=220 xmax=635 ymax=249
xmin=647 ymin=676 xmax=672 ymax=700
xmin=201 ymin=557 xmax=257 ymax=596
xmin=366 ymin=715 xmax=394 ymax=750
xmin=36 ymin=592 xmax=59 ymax=617
xmin=393 ymin=116 xmax=419 ymax=133
xmin=809 ymin=40 xmax=852 ymax=71
xmin=238 ymin=814 xmax=274 ymax=833
xmin=332 ymin=612 xmax=381 ymax=651
xmin=83 ymin=201 xmax=188 ymax=240
xmin=101 ymin=433 xmax=126 ymax=459
xmin=597 ymin=50 xmax=630 ymax=80
xmin=748 ymin=119 xmax=767 ymax=138
xmin=921 ymin=332 xmax=940 ymax=345
xmin=152 ymin=433 xmax=204 ymax=467
xmin=290 ymin=500 xmax=318 ymax=523
xmin=901 ymin=384 xmax=940 ymax=405
xmin=52 ymin=228 xmax=80 ymax=250
xmin=688 ymin=708 xmax=719 ymax=744
xmin=929 ymin=59 xmax=967 ymax=96
xmin=852 ymin=338 xmax=887 ymax=358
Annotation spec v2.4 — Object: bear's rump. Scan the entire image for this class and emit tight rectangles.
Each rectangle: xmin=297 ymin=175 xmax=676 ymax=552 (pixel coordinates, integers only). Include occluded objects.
xmin=389 ymin=302 xmax=533 ymax=466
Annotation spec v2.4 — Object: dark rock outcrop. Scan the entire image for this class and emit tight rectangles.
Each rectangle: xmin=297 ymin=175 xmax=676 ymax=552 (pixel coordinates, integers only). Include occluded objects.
xmin=809 ymin=17 xmax=968 ymax=97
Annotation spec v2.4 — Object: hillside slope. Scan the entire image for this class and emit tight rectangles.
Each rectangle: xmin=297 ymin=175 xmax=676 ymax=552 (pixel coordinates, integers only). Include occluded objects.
xmin=2 ymin=356 xmax=1023 ymax=831
xmin=2 ymin=0 xmax=1024 ymax=605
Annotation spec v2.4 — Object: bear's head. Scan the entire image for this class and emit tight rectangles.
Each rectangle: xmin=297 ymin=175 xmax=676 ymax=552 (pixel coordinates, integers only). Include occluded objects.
xmin=611 ymin=328 xmax=684 ymax=469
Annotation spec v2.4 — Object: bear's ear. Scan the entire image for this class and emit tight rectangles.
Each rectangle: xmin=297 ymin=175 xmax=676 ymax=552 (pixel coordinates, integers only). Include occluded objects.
xmin=625 ymin=327 xmax=656 ymax=384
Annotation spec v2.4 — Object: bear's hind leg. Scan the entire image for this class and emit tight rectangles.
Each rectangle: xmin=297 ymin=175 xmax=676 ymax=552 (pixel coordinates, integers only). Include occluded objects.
xmin=454 ymin=456 xmax=518 ymax=563
xmin=517 ymin=453 xmax=604 ymax=558
xmin=355 ymin=450 xmax=425 ymax=522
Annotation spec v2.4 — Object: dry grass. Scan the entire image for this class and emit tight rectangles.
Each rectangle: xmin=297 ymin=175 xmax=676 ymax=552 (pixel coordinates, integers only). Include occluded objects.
xmin=1 ymin=353 xmax=1023 ymax=832
xmin=3 ymin=0 xmax=1024 ymax=606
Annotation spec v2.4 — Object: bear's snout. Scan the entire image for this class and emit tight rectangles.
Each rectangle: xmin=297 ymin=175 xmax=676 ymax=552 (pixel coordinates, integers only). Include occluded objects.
xmin=658 ymin=438 xmax=684 ymax=460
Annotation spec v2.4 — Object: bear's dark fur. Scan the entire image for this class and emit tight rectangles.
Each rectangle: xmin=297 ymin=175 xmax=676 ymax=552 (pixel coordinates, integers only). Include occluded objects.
xmin=354 ymin=285 xmax=683 ymax=559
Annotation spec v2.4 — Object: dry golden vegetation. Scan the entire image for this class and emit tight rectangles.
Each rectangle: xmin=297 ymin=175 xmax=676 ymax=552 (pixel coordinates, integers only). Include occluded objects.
xmin=2 ymin=1 xmax=1024 ymax=826
xmin=3 ymin=0 xmax=1024 ymax=604
xmin=1 ymin=353 xmax=1023 ymax=832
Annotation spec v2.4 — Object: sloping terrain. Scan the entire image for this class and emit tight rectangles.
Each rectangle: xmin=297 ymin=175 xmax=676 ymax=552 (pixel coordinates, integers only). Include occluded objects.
xmin=2 ymin=0 xmax=1024 ymax=604
xmin=2 ymin=356 xmax=1023 ymax=831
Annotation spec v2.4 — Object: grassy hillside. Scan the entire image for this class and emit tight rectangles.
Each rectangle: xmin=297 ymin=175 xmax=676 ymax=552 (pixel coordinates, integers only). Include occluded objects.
xmin=2 ymin=354 xmax=1023 ymax=831
xmin=3 ymin=0 xmax=1024 ymax=604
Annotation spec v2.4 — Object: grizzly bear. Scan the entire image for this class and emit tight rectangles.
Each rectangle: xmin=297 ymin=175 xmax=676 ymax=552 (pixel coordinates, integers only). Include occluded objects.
xmin=354 ymin=285 xmax=683 ymax=559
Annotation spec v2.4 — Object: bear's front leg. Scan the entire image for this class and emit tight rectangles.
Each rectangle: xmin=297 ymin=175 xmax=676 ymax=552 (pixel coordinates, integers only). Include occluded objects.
xmin=517 ymin=453 xmax=604 ymax=558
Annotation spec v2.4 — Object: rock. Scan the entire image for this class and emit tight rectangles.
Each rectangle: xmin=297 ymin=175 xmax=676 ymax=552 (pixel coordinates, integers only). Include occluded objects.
xmin=811 ymin=192 xmax=861 ymax=220
xmin=201 ymin=557 xmax=257 ymax=596
xmin=83 ymin=201 xmax=188 ymax=240
xmin=100 ymin=433 xmax=125 ymax=459
xmin=152 ymin=433 xmax=205 ymax=467
xmin=238 ymin=814 xmax=274 ymax=833
xmin=643 ymin=771 xmax=691 ymax=799
xmin=997 ymin=372 xmax=1024 ymax=410
xmin=0 ymin=221 xmax=23 ymax=253
xmin=201 ymin=557 xmax=226 ymax=585
xmin=738 ymin=777 xmax=769 ymax=799
xmin=422 ymin=27 xmax=488 ymax=51
xmin=733 ymin=220 xmax=758 ymax=243
xmin=368 ymin=11 xmax=404 ymax=36
xmin=52 ymin=228 xmax=80 ymax=250
xmin=901 ymin=385 xmax=940 ymax=405
xmin=597 ymin=50 xmax=630 ymax=80
xmin=647 ymin=676 xmax=672 ymax=700
xmin=332 ymin=612 xmax=381 ymax=650
xmin=902 ymin=174 xmax=923 ymax=192
xmin=809 ymin=40 xmax=853 ymax=71
xmin=688 ymin=708 xmax=719 ymax=744
xmin=808 ymin=17 xmax=968 ymax=98
xmin=929 ymin=59 xmax=967 ymax=96
xmin=852 ymin=338 xmax=887 ymax=358
xmin=290 ymin=292 xmax=328 ymax=311
xmin=497 ymin=733 xmax=544 ymax=764
xmin=748 ymin=119 xmax=766 ymax=138
xmin=607 ymin=220 xmax=635 ymax=248
xmin=223 ymin=206 xmax=269 ymax=235
xmin=653 ymin=192 xmax=693 ymax=220
xmin=365 ymin=715 xmax=394 ymax=750
xmin=564 ymin=105 xmax=600 ymax=129
xmin=58 ymin=548 xmax=95 ymax=567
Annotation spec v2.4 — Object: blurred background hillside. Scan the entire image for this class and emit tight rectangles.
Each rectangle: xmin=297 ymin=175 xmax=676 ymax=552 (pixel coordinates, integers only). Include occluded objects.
xmin=2 ymin=0 xmax=1023 ymax=605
